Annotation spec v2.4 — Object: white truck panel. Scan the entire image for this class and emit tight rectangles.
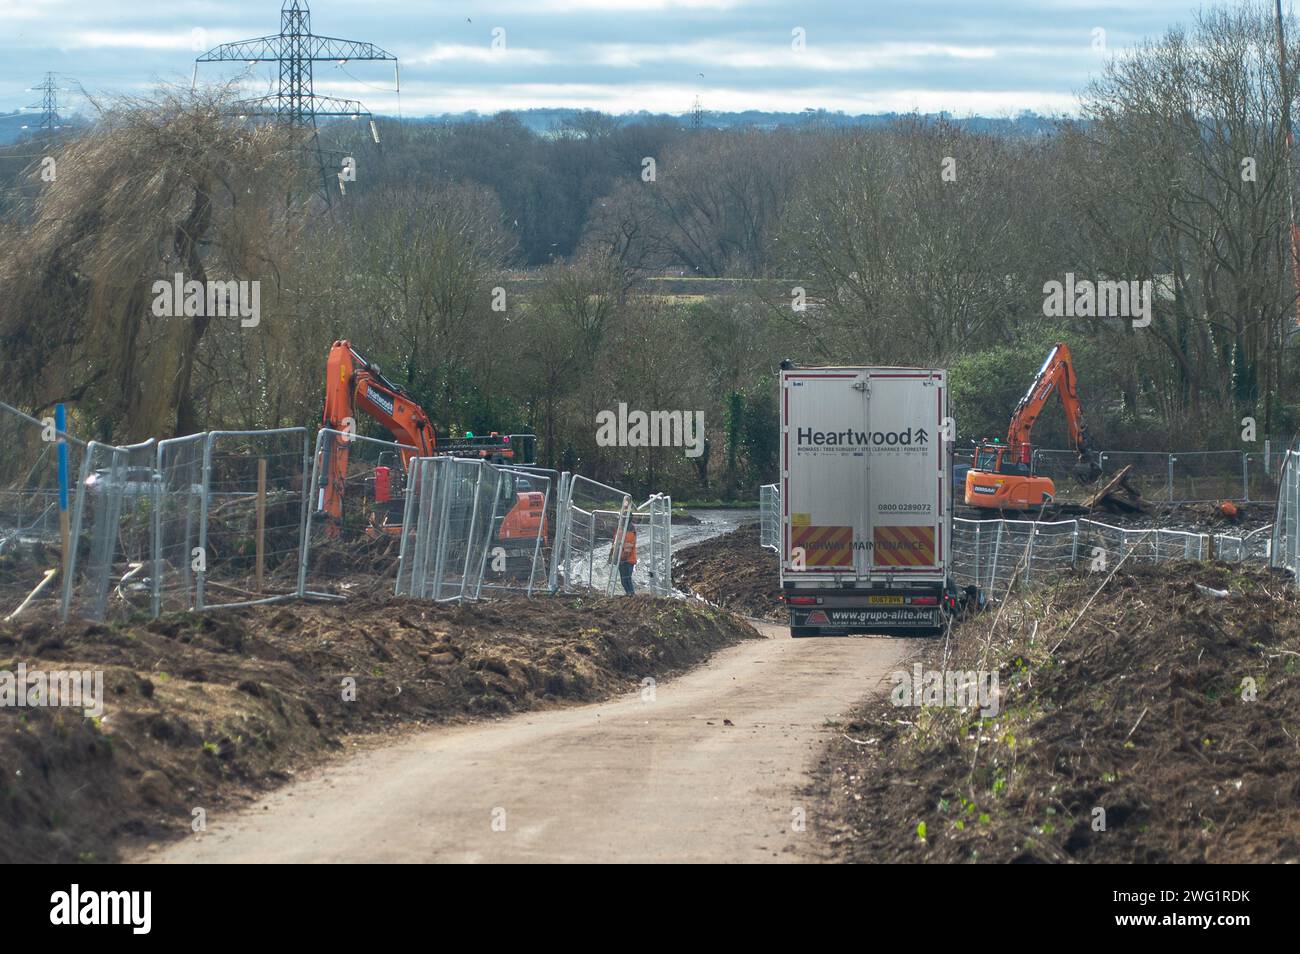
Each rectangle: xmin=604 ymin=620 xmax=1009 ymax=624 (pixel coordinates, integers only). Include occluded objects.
xmin=780 ymin=367 xmax=948 ymax=586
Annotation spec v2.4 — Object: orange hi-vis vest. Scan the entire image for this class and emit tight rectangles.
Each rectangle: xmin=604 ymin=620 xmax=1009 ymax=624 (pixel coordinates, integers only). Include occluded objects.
xmin=621 ymin=526 xmax=637 ymax=564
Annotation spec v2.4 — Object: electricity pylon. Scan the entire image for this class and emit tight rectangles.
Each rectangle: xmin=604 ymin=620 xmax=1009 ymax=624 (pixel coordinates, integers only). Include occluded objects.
xmin=195 ymin=1 xmax=396 ymax=200
xmin=22 ymin=73 xmax=69 ymax=148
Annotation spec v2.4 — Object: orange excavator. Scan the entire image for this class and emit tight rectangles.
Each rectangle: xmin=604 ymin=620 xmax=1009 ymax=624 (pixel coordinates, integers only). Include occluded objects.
xmin=318 ymin=340 xmax=547 ymax=557
xmin=964 ymin=342 xmax=1102 ymax=509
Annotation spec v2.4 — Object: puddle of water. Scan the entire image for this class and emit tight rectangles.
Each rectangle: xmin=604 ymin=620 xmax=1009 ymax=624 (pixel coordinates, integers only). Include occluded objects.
xmin=670 ymin=509 xmax=754 ymax=550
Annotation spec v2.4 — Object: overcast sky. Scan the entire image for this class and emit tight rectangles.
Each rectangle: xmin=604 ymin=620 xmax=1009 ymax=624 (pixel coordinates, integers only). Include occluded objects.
xmin=0 ymin=0 xmax=1220 ymax=118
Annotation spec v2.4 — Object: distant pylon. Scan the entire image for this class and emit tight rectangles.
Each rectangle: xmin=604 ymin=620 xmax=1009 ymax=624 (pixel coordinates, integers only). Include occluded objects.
xmin=22 ymin=73 xmax=68 ymax=147
xmin=690 ymin=95 xmax=704 ymax=130
xmin=195 ymin=1 xmax=396 ymax=199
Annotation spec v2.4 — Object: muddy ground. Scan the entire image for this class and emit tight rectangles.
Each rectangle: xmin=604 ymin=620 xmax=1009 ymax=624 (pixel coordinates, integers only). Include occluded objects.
xmin=0 ymin=594 xmax=757 ymax=863
xmin=813 ymin=562 xmax=1300 ymax=863
xmin=673 ymin=522 xmax=783 ymax=621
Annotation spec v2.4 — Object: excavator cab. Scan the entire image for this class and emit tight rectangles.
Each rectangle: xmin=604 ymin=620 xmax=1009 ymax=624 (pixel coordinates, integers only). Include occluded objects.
xmin=965 ymin=440 xmax=1055 ymax=509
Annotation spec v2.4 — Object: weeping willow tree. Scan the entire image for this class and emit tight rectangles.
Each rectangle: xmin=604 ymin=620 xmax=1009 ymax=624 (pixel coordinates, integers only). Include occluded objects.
xmin=0 ymin=85 xmax=316 ymax=441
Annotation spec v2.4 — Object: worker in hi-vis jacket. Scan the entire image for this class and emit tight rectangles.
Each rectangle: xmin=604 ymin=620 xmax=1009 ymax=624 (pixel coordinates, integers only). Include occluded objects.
xmin=618 ymin=517 xmax=637 ymax=595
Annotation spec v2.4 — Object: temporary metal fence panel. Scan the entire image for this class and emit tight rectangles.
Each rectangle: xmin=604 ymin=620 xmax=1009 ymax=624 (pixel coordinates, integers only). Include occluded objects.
xmin=0 ymin=401 xmax=84 ymax=621
xmin=954 ymin=515 xmax=1270 ymax=595
xmin=299 ymin=428 xmax=415 ymax=600
xmin=60 ymin=439 xmax=157 ymax=622
xmin=1245 ymin=451 xmax=1290 ymax=503
xmin=197 ymin=429 xmax=308 ymax=611
xmin=1170 ymin=451 xmax=1249 ymax=504
xmin=951 ymin=518 xmax=1077 ymax=593
xmin=394 ymin=456 xmax=443 ymax=599
xmin=427 ymin=459 xmax=497 ymax=602
xmin=1034 ymin=447 xmax=1296 ymax=505
xmin=556 ymin=475 xmax=634 ymax=596
xmin=475 ymin=466 xmax=554 ymax=599
xmin=643 ymin=494 xmax=673 ymax=597
xmin=1097 ymin=451 xmax=1176 ymax=503
xmin=1272 ymin=451 xmax=1299 ymax=586
xmin=759 ymin=483 xmax=780 ymax=551
xmin=151 ymin=433 xmax=206 ymax=615
xmin=1031 ymin=449 xmax=1103 ymax=488
xmin=395 ymin=458 xmax=554 ymax=602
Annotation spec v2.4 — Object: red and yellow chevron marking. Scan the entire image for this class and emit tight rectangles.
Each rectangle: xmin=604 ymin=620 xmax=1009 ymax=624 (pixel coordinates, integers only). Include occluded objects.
xmin=790 ymin=524 xmax=853 ymax=568
xmin=872 ymin=525 xmax=936 ymax=567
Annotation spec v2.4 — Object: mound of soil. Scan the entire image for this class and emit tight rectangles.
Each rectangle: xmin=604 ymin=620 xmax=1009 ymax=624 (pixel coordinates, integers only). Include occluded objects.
xmin=0 ymin=594 xmax=757 ymax=863
xmin=674 ymin=523 xmax=782 ymax=620
xmin=814 ymin=562 xmax=1300 ymax=863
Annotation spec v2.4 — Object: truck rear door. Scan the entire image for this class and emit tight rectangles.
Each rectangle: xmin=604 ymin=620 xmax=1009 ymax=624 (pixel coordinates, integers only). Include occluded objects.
xmin=781 ymin=368 xmax=868 ymax=580
xmin=863 ymin=369 xmax=947 ymax=581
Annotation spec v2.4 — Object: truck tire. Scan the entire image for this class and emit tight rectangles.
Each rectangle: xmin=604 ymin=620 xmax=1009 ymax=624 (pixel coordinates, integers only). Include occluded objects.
xmin=790 ymin=626 xmax=818 ymax=638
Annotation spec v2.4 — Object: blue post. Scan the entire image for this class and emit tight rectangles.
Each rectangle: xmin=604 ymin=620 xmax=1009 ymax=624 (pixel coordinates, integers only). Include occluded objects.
xmin=56 ymin=403 xmax=71 ymax=582
xmin=55 ymin=404 xmax=69 ymax=511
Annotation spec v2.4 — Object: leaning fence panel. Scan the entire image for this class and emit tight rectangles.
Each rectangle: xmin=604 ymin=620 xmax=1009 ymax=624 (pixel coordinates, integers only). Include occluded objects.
xmin=60 ymin=439 xmax=157 ymax=622
xmin=557 ymin=475 xmax=634 ymax=596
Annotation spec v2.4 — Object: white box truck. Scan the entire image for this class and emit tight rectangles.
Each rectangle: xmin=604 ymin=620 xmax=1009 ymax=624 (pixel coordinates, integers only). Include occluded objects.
xmin=779 ymin=363 xmax=955 ymax=636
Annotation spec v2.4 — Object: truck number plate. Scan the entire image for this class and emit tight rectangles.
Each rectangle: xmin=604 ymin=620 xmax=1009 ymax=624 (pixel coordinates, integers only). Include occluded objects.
xmin=868 ymin=595 xmax=904 ymax=605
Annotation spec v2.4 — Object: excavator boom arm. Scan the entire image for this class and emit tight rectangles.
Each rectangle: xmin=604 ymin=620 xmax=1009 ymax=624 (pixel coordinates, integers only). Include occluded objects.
xmin=320 ymin=340 xmax=434 ymax=520
xmin=1005 ymin=342 xmax=1091 ymax=456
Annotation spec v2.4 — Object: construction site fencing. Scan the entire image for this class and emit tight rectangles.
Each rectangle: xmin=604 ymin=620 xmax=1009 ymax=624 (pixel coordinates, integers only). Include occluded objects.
xmin=61 ymin=439 xmax=157 ymax=622
xmin=554 ymin=474 xmax=671 ymax=596
xmin=1272 ymin=450 xmax=1300 ymax=588
xmin=0 ymin=401 xmax=84 ymax=621
xmin=759 ymin=483 xmax=780 ymax=551
xmin=639 ymin=494 xmax=674 ymax=598
xmin=7 ymin=408 xmax=676 ymax=621
xmin=194 ymin=429 xmax=308 ymax=611
xmin=1032 ymin=447 xmax=1290 ymax=504
xmin=393 ymin=457 xmax=544 ymax=601
xmin=151 ymin=433 xmax=206 ymax=616
xmin=951 ymin=517 xmax=1271 ymax=595
xmin=755 ymin=481 xmax=1272 ymax=596
xmin=494 ymin=465 xmax=563 ymax=595
xmin=298 ymin=428 xmax=415 ymax=601
xmin=56 ymin=429 xmax=310 ymax=622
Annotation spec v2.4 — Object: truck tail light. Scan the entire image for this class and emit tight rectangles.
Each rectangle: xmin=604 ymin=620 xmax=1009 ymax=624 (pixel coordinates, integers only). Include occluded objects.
xmin=787 ymin=596 xmax=819 ymax=605
xmin=910 ymin=596 xmax=938 ymax=605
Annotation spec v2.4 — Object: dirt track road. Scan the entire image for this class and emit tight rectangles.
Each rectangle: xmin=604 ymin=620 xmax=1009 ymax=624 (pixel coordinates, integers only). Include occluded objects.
xmin=145 ymin=624 xmax=911 ymax=863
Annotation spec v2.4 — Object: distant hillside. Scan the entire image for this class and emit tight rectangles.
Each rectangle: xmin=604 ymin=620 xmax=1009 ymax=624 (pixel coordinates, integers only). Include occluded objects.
xmin=391 ymin=108 xmax=1061 ymax=137
xmin=0 ymin=106 xmax=1059 ymax=144
xmin=0 ymin=111 xmax=86 ymax=147
xmin=0 ymin=113 xmax=31 ymax=147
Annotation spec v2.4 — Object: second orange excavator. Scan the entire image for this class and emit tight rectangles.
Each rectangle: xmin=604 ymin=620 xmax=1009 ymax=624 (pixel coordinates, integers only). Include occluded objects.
xmin=964 ymin=342 xmax=1102 ymax=510
xmin=316 ymin=340 xmax=547 ymax=558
